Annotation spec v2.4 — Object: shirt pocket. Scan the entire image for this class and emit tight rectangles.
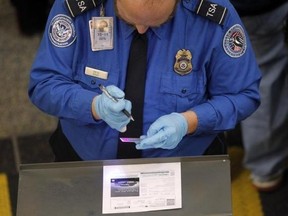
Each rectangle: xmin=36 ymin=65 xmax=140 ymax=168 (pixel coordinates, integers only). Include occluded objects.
xmin=73 ymin=63 xmax=120 ymax=93
xmin=159 ymin=70 xmax=206 ymax=113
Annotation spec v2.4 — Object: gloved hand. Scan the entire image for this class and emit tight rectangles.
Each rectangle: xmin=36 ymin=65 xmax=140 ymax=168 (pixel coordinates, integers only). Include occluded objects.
xmin=136 ymin=113 xmax=188 ymax=149
xmin=94 ymin=85 xmax=132 ymax=132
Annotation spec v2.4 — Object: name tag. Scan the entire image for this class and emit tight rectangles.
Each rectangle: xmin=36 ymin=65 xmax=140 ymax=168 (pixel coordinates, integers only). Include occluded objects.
xmin=85 ymin=67 xmax=108 ymax=80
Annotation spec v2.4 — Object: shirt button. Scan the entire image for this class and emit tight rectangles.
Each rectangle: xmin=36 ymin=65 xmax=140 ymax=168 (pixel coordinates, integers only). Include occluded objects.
xmin=91 ymin=80 xmax=96 ymax=85
xmin=181 ymin=89 xmax=187 ymax=94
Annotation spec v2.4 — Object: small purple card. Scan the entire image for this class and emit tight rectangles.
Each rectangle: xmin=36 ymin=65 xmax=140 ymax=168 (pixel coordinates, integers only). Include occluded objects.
xmin=119 ymin=138 xmax=141 ymax=143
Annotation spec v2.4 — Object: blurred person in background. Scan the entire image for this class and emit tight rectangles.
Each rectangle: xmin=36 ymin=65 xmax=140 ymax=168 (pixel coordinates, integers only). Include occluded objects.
xmin=228 ymin=0 xmax=288 ymax=191
xmin=10 ymin=0 xmax=54 ymax=35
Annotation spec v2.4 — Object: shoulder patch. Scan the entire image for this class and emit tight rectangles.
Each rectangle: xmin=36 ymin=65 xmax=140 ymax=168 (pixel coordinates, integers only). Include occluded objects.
xmin=49 ymin=14 xmax=76 ymax=47
xmin=196 ymin=0 xmax=227 ymax=25
xmin=223 ymin=24 xmax=247 ymax=58
xmin=66 ymin=0 xmax=105 ymax=17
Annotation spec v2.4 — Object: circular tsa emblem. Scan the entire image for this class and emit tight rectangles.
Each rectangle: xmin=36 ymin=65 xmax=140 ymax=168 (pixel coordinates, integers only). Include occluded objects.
xmin=49 ymin=14 xmax=76 ymax=47
xmin=223 ymin=24 xmax=247 ymax=58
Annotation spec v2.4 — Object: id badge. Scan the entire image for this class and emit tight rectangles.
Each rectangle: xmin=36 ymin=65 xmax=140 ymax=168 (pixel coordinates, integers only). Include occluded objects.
xmin=89 ymin=17 xmax=113 ymax=51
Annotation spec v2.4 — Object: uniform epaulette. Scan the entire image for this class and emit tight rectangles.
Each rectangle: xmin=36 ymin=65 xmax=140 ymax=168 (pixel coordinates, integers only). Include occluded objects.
xmin=195 ymin=0 xmax=227 ymax=25
xmin=65 ymin=0 xmax=106 ymax=17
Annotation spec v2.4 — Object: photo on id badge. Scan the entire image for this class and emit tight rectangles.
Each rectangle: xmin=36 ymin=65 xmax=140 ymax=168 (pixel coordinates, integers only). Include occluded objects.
xmin=91 ymin=17 xmax=113 ymax=51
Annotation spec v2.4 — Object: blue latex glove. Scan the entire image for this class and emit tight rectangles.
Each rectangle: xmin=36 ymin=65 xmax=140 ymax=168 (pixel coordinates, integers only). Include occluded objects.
xmin=136 ymin=113 xmax=188 ymax=150
xmin=94 ymin=85 xmax=132 ymax=132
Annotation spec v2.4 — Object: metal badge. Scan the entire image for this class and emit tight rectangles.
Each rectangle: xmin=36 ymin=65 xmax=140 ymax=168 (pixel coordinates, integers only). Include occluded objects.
xmin=174 ymin=49 xmax=193 ymax=75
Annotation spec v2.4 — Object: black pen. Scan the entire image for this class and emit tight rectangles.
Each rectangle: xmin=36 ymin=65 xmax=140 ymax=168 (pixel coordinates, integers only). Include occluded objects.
xmin=99 ymin=84 xmax=135 ymax=121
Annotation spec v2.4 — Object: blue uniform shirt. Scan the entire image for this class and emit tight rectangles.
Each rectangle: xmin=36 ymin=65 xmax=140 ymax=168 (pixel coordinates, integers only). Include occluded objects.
xmin=29 ymin=0 xmax=261 ymax=160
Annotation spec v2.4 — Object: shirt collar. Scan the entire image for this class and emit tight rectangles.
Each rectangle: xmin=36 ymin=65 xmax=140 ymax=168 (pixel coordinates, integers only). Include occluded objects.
xmin=150 ymin=25 xmax=167 ymax=39
xmin=119 ymin=18 xmax=170 ymax=40
xmin=119 ymin=18 xmax=135 ymax=39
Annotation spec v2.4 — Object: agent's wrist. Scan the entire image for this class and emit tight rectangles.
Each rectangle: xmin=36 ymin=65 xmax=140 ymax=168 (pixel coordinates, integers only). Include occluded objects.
xmin=181 ymin=111 xmax=198 ymax=134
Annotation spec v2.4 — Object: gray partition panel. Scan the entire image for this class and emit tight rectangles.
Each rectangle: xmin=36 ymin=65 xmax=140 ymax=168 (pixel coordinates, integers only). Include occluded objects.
xmin=17 ymin=156 xmax=232 ymax=216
